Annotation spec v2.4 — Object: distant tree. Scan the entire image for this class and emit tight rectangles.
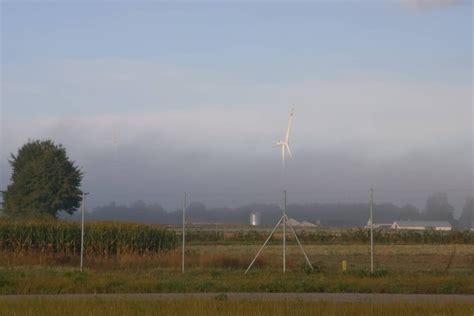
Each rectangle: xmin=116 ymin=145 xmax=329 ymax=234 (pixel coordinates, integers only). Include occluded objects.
xmin=72 ymin=201 xmax=171 ymax=223
xmin=130 ymin=200 xmax=148 ymax=211
xmin=399 ymin=204 xmax=421 ymax=220
xmin=187 ymin=202 xmax=208 ymax=222
xmin=458 ymin=196 xmax=473 ymax=230
xmin=423 ymin=192 xmax=454 ymax=222
xmin=2 ymin=140 xmax=83 ymax=218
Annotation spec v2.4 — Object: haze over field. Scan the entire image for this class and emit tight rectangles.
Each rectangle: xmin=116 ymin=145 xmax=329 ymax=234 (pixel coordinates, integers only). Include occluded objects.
xmin=1 ymin=1 xmax=472 ymax=214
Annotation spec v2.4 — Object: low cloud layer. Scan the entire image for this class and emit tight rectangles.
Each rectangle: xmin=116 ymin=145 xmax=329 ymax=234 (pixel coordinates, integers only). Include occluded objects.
xmin=2 ymin=113 xmax=472 ymax=214
xmin=1 ymin=60 xmax=472 ymax=214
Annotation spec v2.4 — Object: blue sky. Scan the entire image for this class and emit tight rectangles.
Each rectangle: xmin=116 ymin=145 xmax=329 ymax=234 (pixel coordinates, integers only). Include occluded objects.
xmin=3 ymin=2 xmax=471 ymax=76
xmin=2 ymin=1 xmax=472 ymax=116
xmin=1 ymin=1 xmax=472 ymax=211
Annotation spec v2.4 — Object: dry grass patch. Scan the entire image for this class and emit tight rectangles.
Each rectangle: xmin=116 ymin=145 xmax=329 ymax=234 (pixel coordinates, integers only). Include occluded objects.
xmin=0 ymin=298 xmax=472 ymax=316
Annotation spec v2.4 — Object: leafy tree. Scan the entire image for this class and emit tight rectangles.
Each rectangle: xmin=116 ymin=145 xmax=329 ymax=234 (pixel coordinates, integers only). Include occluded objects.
xmin=399 ymin=204 xmax=421 ymax=220
xmin=2 ymin=140 xmax=83 ymax=218
xmin=187 ymin=202 xmax=208 ymax=222
xmin=423 ymin=192 xmax=454 ymax=222
xmin=458 ymin=196 xmax=473 ymax=230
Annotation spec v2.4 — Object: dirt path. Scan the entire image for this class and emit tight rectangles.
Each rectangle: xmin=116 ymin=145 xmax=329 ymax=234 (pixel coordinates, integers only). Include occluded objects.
xmin=0 ymin=293 xmax=473 ymax=303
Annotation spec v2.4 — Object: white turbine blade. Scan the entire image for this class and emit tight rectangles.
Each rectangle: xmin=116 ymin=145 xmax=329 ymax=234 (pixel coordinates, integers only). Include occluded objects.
xmin=285 ymin=144 xmax=293 ymax=160
xmin=281 ymin=145 xmax=285 ymax=166
xmin=285 ymin=108 xmax=294 ymax=143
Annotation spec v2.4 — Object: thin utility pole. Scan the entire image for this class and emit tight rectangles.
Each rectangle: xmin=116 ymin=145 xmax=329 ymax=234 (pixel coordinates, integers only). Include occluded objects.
xmin=182 ymin=192 xmax=187 ymax=273
xmin=370 ymin=188 xmax=374 ymax=274
xmin=283 ymin=190 xmax=286 ymax=273
xmin=80 ymin=192 xmax=88 ymax=272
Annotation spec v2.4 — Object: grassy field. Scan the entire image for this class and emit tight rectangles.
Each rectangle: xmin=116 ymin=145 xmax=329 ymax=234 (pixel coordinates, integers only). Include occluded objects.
xmin=0 ymin=298 xmax=472 ymax=316
xmin=2 ymin=244 xmax=472 ymax=273
xmin=1 ymin=243 xmax=473 ymax=294
xmin=0 ymin=265 xmax=472 ymax=295
xmin=1 ymin=236 xmax=473 ymax=315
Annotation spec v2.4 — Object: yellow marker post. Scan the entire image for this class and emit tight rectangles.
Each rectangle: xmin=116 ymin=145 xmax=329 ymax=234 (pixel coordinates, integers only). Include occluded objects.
xmin=341 ymin=260 xmax=347 ymax=272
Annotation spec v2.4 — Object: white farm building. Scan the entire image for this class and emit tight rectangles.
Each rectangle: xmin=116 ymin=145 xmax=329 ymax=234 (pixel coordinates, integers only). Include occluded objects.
xmin=286 ymin=218 xmax=318 ymax=227
xmin=391 ymin=220 xmax=452 ymax=231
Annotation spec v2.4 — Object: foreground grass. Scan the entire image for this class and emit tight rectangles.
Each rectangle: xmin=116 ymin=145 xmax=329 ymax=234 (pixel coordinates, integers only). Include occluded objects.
xmin=1 ymin=244 xmax=472 ymax=295
xmin=0 ymin=266 xmax=473 ymax=295
xmin=0 ymin=298 xmax=472 ymax=316
xmin=2 ymin=244 xmax=473 ymax=273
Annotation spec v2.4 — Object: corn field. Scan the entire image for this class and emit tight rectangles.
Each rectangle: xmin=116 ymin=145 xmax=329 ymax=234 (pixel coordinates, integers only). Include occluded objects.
xmin=182 ymin=228 xmax=474 ymax=244
xmin=0 ymin=220 xmax=178 ymax=256
xmin=298 ymin=229 xmax=474 ymax=244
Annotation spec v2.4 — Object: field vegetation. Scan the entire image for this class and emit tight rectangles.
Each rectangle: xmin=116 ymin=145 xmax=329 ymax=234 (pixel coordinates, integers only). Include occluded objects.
xmin=0 ymin=266 xmax=473 ymax=295
xmin=1 ymin=220 xmax=473 ymax=257
xmin=0 ymin=220 xmax=473 ymax=295
xmin=0 ymin=220 xmax=177 ymax=256
xmin=0 ymin=243 xmax=473 ymax=295
xmin=182 ymin=227 xmax=474 ymax=244
xmin=0 ymin=298 xmax=472 ymax=316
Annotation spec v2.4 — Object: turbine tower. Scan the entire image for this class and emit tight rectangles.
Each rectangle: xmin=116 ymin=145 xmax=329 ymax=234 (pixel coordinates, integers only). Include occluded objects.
xmin=275 ymin=108 xmax=294 ymax=166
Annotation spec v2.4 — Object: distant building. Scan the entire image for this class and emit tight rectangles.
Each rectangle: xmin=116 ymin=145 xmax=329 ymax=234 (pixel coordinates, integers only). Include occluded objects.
xmin=391 ymin=220 xmax=452 ymax=231
xmin=365 ymin=219 xmax=392 ymax=229
xmin=250 ymin=212 xmax=261 ymax=226
xmin=286 ymin=218 xmax=319 ymax=227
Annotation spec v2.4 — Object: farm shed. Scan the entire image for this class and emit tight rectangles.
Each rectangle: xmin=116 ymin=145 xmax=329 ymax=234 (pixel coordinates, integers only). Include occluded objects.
xmin=391 ymin=220 xmax=452 ymax=231
xmin=286 ymin=218 xmax=318 ymax=227
xmin=365 ymin=219 xmax=392 ymax=229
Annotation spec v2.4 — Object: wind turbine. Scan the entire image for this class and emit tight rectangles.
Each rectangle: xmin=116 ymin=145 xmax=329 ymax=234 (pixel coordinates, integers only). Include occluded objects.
xmin=275 ymin=108 xmax=294 ymax=166
xmin=246 ymin=107 xmax=313 ymax=274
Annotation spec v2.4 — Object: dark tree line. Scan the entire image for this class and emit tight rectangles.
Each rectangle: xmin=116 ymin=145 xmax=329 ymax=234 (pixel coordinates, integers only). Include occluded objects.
xmin=458 ymin=196 xmax=474 ymax=229
xmin=60 ymin=193 xmax=473 ymax=229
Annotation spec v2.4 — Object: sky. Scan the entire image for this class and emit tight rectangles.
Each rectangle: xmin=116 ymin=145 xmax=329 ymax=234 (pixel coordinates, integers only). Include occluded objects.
xmin=1 ymin=1 xmax=472 ymax=215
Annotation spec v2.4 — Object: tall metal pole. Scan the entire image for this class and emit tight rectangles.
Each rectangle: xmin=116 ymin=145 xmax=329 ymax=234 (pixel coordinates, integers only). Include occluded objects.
xmin=80 ymin=192 xmax=85 ymax=272
xmin=182 ymin=192 xmax=186 ymax=273
xmin=370 ymin=188 xmax=374 ymax=274
xmin=283 ymin=190 xmax=286 ymax=273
